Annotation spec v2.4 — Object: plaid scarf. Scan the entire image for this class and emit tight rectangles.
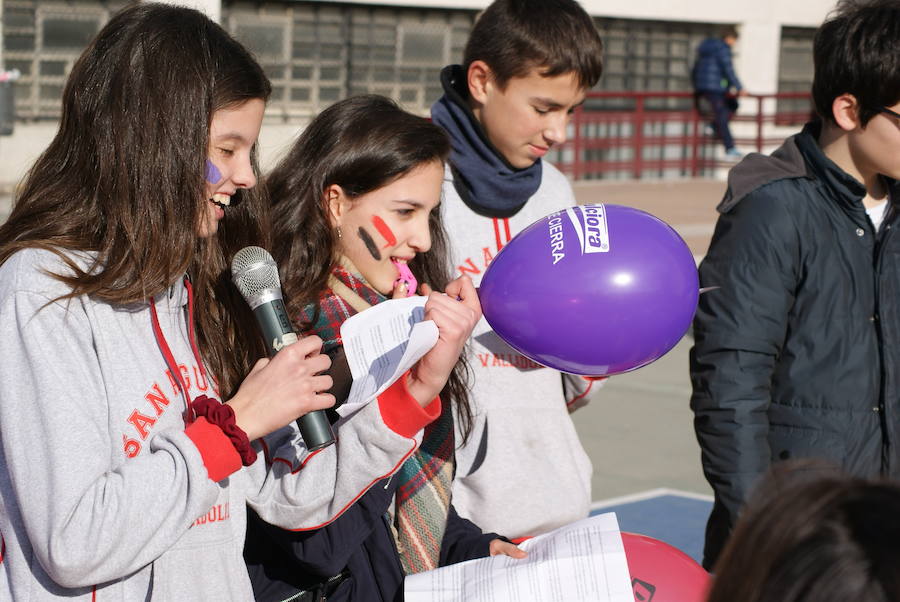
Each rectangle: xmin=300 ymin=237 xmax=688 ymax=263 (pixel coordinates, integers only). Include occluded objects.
xmin=299 ymin=260 xmax=455 ymax=574
xmin=298 ymin=262 xmax=386 ymax=353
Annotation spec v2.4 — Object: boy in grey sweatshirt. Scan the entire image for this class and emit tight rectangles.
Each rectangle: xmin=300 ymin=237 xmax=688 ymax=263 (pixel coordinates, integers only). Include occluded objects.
xmin=430 ymin=0 xmax=606 ymax=538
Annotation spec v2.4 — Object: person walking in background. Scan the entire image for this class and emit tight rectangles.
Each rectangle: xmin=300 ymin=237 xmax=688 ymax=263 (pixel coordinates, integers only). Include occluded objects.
xmin=430 ymin=0 xmax=606 ymax=540
xmin=692 ymin=26 xmax=745 ymax=159
xmin=691 ymin=0 xmax=900 ymax=571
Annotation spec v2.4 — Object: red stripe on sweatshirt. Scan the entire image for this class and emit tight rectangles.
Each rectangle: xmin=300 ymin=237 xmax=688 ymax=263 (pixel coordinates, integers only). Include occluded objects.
xmin=566 ymin=379 xmax=595 ymax=409
xmin=259 ymin=435 xmax=420 ymax=532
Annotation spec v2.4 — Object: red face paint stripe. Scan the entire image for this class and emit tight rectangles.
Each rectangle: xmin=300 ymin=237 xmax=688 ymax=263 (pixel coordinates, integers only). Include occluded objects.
xmin=372 ymin=216 xmax=397 ymax=249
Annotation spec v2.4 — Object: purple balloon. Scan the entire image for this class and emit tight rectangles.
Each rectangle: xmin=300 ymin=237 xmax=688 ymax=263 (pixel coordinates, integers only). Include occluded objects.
xmin=479 ymin=204 xmax=699 ymax=376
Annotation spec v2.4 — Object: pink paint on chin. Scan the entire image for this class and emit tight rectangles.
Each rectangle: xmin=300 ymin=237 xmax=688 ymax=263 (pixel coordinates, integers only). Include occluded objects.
xmin=392 ymin=260 xmax=417 ymax=297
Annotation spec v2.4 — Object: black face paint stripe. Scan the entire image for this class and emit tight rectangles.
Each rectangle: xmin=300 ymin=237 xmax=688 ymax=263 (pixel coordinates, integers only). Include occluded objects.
xmin=358 ymin=227 xmax=381 ymax=261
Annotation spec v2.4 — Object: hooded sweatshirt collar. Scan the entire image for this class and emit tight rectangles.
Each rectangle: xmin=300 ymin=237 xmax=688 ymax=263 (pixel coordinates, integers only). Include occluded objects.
xmin=719 ymin=121 xmax=868 ymax=213
xmin=430 ymin=65 xmax=542 ymax=218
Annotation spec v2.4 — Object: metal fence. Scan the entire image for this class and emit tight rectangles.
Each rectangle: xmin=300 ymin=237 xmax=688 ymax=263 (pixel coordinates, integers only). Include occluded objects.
xmin=551 ymin=91 xmax=814 ymax=180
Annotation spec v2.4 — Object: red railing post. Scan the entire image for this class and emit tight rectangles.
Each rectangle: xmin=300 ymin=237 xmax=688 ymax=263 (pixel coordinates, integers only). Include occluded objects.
xmin=690 ymin=100 xmax=701 ymax=177
xmin=756 ymin=95 xmax=764 ymax=153
xmin=633 ymin=96 xmax=644 ymax=179
xmin=572 ymin=104 xmax=583 ymax=180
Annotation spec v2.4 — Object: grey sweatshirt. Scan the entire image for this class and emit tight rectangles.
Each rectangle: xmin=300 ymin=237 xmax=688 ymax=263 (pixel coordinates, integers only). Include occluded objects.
xmin=0 ymin=248 xmax=436 ymax=601
xmin=442 ymin=162 xmax=594 ymax=538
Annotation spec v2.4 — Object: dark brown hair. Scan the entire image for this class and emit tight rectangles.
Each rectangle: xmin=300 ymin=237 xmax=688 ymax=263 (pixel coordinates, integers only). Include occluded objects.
xmin=0 ymin=2 xmax=272 ymax=396
xmin=812 ymin=0 xmax=900 ymax=126
xmin=463 ymin=0 xmax=604 ymax=90
xmin=719 ymin=25 xmax=739 ymax=40
xmin=708 ymin=462 xmax=900 ymax=602
xmin=268 ymin=94 xmax=474 ymax=440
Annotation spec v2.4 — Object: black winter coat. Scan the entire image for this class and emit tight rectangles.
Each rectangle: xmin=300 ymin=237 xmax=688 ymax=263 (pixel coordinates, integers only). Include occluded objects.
xmin=690 ymin=121 xmax=900 ymax=569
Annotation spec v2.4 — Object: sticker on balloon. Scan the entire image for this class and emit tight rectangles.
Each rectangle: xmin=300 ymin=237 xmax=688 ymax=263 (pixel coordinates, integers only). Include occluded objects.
xmin=546 ymin=211 xmax=567 ymax=264
xmin=566 ymin=204 xmax=610 ymax=255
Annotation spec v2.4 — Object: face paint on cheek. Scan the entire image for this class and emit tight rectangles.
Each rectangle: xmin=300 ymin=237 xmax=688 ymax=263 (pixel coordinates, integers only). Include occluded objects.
xmin=358 ymin=227 xmax=382 ymax=261
xmin=371 ymin=215 xmax=397 ymax=249
xmin=205 ymin=159 xmax=223 ymax=185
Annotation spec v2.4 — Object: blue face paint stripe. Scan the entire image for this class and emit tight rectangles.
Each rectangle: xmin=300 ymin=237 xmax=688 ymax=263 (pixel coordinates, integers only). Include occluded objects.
xmin=205 ymin=159 xmax=222 ymax=185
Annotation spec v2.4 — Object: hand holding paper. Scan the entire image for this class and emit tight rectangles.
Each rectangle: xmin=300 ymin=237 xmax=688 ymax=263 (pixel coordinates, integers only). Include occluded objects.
xmin=404 ymin=513 xmax=634 ymax=602
xmin=337 ymin=276 xmax=481 ymax=415
xmin=338 ymin=296 xmax=437 ymax=416
xmin=406 ymin=275 xmax=481 ymax=405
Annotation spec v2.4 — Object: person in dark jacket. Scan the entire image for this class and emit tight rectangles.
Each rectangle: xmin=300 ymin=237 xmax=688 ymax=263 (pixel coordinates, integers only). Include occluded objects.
xmin=692 ymin=26 xmax=744 ymax=158
xmin=244 ymin=95 xmax=525 ymax=602
xmin=690 ymin=0 xmax=900 ymax=571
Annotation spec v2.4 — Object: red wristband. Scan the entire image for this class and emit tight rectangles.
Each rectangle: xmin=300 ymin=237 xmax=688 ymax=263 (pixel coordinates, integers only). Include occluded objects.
xmin=191 ymin=395 xmax=257 ymax=466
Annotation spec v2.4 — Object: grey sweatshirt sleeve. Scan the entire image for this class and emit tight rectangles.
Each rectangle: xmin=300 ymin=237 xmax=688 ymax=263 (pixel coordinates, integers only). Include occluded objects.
xmin=245 ymin=376 xmax=439 ymax=530
xmin=0 ymin=260 xmax=221 ymax=588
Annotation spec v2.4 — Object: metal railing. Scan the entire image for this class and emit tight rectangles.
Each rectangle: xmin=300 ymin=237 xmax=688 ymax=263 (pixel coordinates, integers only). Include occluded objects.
xmin=553 ymin=91 xmax=814 ymax=180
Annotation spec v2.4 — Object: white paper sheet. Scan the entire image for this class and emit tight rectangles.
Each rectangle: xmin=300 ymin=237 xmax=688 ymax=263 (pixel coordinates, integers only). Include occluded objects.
xmin=337 ymin=296 xmax=438 ymax=416
xmin=404 ymin=512 xmax=634 ymax=602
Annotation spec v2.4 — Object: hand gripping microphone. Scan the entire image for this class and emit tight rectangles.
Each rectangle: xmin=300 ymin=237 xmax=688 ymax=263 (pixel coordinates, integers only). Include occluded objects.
xmin=231 ymin=246 xmax=335 ymax=451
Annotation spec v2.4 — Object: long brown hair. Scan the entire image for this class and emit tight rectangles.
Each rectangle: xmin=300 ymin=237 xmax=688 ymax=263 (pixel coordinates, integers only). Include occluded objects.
xmin=0 ymin=3 xmax=272 ymax=396
xmin=268 ymin=95 xmax=474 ymax=440
xmin=708 ymin=462 xmax=900 ymax=602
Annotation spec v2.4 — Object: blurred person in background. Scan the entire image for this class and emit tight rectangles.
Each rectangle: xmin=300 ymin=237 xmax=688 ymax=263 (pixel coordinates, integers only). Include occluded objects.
xmin=692 ymin=26 xmax=745 ymax=159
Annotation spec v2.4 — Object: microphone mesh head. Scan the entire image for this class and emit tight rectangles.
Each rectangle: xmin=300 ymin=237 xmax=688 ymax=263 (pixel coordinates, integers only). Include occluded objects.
xmin=231 ymin=246 xmax=282 ymax=302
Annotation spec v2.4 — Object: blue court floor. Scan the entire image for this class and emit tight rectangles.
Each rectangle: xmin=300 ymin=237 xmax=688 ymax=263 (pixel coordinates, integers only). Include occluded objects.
xmin=590 ymin=489 xmax=713 ymax=565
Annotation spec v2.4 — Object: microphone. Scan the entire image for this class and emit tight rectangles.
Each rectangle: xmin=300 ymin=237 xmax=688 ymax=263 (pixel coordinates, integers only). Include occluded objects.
xmin=231 ymin=246 xmax=335 ymax=451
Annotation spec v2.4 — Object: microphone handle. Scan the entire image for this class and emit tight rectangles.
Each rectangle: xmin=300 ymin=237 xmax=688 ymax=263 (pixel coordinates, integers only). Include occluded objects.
xmin=252 ymin=299 xmax=336 ymax=451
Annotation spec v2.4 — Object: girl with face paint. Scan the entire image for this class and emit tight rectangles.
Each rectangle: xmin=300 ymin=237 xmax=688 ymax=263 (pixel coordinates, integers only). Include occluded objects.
xmin=0 ymin=7 xmax=453 ymax=600
xmin=245 ymin=95 xmax=525 ymax=602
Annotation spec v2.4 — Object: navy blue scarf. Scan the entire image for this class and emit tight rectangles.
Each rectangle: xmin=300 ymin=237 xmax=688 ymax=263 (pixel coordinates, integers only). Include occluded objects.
xmin=430 ymin=65 xmax=542 ymax=218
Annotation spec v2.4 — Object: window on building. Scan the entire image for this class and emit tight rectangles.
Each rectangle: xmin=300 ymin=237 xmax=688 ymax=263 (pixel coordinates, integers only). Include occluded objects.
xmin=592 ymin=18 xmax=720 ymax=109
xmin=553 ymin=18 xmax=722 ymax=179
xmin=2 ymin=0 xmax=125 ymax=119
xmin=225 ymin=1 xmax=474 ymax=118
xmin=777 ymin=26 xmax=815 ymax=123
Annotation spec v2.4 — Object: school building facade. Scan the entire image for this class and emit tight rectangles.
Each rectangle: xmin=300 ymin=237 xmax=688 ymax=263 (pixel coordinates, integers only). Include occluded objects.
xmin=0 ymin=0 xmax=831 ymax=187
